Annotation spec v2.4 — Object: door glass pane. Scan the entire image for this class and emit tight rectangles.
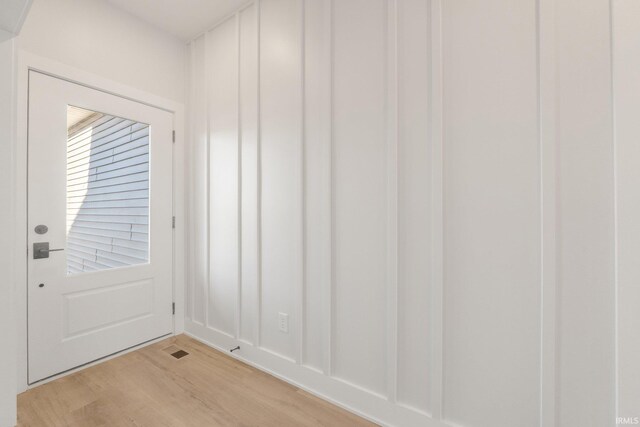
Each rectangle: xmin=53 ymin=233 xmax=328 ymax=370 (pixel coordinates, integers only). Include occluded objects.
xmin=66 ymin=106 xmax=150 ymax=275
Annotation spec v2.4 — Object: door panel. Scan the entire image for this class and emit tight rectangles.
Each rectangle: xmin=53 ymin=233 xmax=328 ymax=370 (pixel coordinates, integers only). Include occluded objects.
xmin=28 ymin=71 xmax=174 ymax=384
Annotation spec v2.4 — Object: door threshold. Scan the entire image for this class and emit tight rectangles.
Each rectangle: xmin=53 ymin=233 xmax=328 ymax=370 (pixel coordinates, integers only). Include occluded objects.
xmin=26 ymin=332 xmax=173 ymax=389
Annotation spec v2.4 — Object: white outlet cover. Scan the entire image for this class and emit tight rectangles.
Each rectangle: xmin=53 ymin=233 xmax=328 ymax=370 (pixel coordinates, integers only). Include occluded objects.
xmin=278 ymin=312 xmax=289 ymax=333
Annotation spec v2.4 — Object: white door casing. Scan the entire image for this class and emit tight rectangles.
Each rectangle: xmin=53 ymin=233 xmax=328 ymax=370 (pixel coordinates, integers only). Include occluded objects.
xmin=27 ymin=71 xmax=174 ymax=384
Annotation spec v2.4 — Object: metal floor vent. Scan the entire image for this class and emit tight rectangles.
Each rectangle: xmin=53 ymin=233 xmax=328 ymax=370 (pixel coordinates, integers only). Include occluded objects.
xmin=171 ymin=350 xmax=189 ymax=359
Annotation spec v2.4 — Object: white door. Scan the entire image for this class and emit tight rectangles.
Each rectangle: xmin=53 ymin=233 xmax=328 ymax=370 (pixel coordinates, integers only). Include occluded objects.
xmin=27 ymin=71 xmax=174 ymax=384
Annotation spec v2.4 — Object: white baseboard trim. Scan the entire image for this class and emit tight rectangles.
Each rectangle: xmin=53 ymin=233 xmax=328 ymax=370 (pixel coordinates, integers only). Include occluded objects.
xmin=184 ymin=320 xmax=442 ymax=427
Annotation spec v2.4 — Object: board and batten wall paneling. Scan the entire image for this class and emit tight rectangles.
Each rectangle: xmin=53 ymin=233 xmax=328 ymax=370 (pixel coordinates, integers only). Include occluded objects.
xmin=189 ymin=34 xmax=208 ymax=326
xmin=302 ymin=0 xmax=331 ymax=373
xmin=612 ymin=0 xmax=640 ymax=420
xmin=397 ymin=0 xmax=431 ymax=412
xmin=186 ymin=1 xmax=437 ymax=424
xmin=441 ymin=0 xmax=540 ymax=426
xmin=332 ymin=0 xmax=388 ymax=396
xmin=185 ymin=0 xmax=627 ymax=425
xmin=239 ymin=3 xmax=260 ymax=345
xmin=258 ymin=0 xmax=304 ymax=360
xmin=207 ymin=16 xmax=240 ymax=337
xmin=556 ymin=0 xmax=615 ymax=425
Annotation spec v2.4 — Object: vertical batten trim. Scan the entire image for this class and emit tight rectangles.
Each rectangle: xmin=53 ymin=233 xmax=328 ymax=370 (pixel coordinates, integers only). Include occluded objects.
xmin=326 ymin=0 xmax=335 ymax=377
xmin=385 ymin=0 xmax=399 ymax=404
xmin=189 ymin=1 xmax=257 ymax=41
xmin=429 ymin=0 xmax=444 ymax=420
xmin=188 ymin=41 xmax=196 ymax=323
xmin=255 ymin=0 xmax=263 ymax=348
xmin=298 ymin=0 xmax=307 ymax=366
xmin=204 ymin=30 xmax=212 ymax=330
xmin=609 ymin=0 xmax=619 ymax=420
xmin=236 ymin=12 xmax=243 ymax=340
xmin=323 ymin=0 xmax=334 ymax=377
xmin=538 ymin=0 xmax=557 ymax=425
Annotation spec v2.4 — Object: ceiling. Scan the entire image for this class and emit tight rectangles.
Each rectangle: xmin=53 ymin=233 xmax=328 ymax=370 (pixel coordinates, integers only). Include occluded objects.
xmin=0 ymin=0 xmax=33 ymax=35
xmin=106 ymin=0 xmax=247 ymax=41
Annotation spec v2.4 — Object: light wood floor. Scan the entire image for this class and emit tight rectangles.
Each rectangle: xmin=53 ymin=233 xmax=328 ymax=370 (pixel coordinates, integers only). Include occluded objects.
xmin=18 ymin=335 xmax=376 ymax=427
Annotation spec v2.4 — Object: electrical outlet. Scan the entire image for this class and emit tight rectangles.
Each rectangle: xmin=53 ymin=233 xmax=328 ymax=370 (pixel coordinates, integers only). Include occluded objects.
xmin=278 ymin=312 xmax=289 ymax=333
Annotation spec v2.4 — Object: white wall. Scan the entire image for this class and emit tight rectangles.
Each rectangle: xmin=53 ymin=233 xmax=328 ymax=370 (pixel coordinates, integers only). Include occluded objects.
xmin=177 ymin=0 xmax=636 ymax=426
xmin=17 ymin=0 xmax=186 ymax=103
xmin=184 ymin=0 xmax=535 ymax=425
xmin=443 ymin=0 xmax=540 ymax=424
xmin=0 ymin=29 xmax=17 ymax=427
xmin=556 ymin=0 xmax=615 ymax=425
xmin=613 ymin=0 xmax=640 ymax=422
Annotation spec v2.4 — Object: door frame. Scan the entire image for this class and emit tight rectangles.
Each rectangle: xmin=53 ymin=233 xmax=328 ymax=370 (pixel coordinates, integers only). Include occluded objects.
xmin=14 ymin=51 xmax=186 ymax=392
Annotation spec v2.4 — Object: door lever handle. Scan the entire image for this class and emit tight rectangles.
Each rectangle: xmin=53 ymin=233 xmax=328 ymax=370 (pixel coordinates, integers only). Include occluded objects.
xmin=39 ymin=248 xmax=64 ymax=253
xmin=33 ymin=242 xmax=64 ymax=259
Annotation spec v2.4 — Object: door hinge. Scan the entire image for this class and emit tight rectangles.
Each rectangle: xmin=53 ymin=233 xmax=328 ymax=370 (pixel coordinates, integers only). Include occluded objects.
xmin=172 ymin=216 xmax=176 ymax=229
xmin=172 ymin=130 xmax=176 ymax=143
xmin=172 ymin=302 xmax=176 ymax=315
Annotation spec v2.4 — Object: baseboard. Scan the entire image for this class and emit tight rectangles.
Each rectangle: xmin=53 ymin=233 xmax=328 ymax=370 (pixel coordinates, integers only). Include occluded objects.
xmin=184 ymin=320 xmax=442 ymax=427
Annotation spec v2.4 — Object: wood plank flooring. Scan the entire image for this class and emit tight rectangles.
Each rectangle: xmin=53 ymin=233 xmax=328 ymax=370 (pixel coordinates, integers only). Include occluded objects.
xmin=17 ymin=335 xmax=376 ymax=427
